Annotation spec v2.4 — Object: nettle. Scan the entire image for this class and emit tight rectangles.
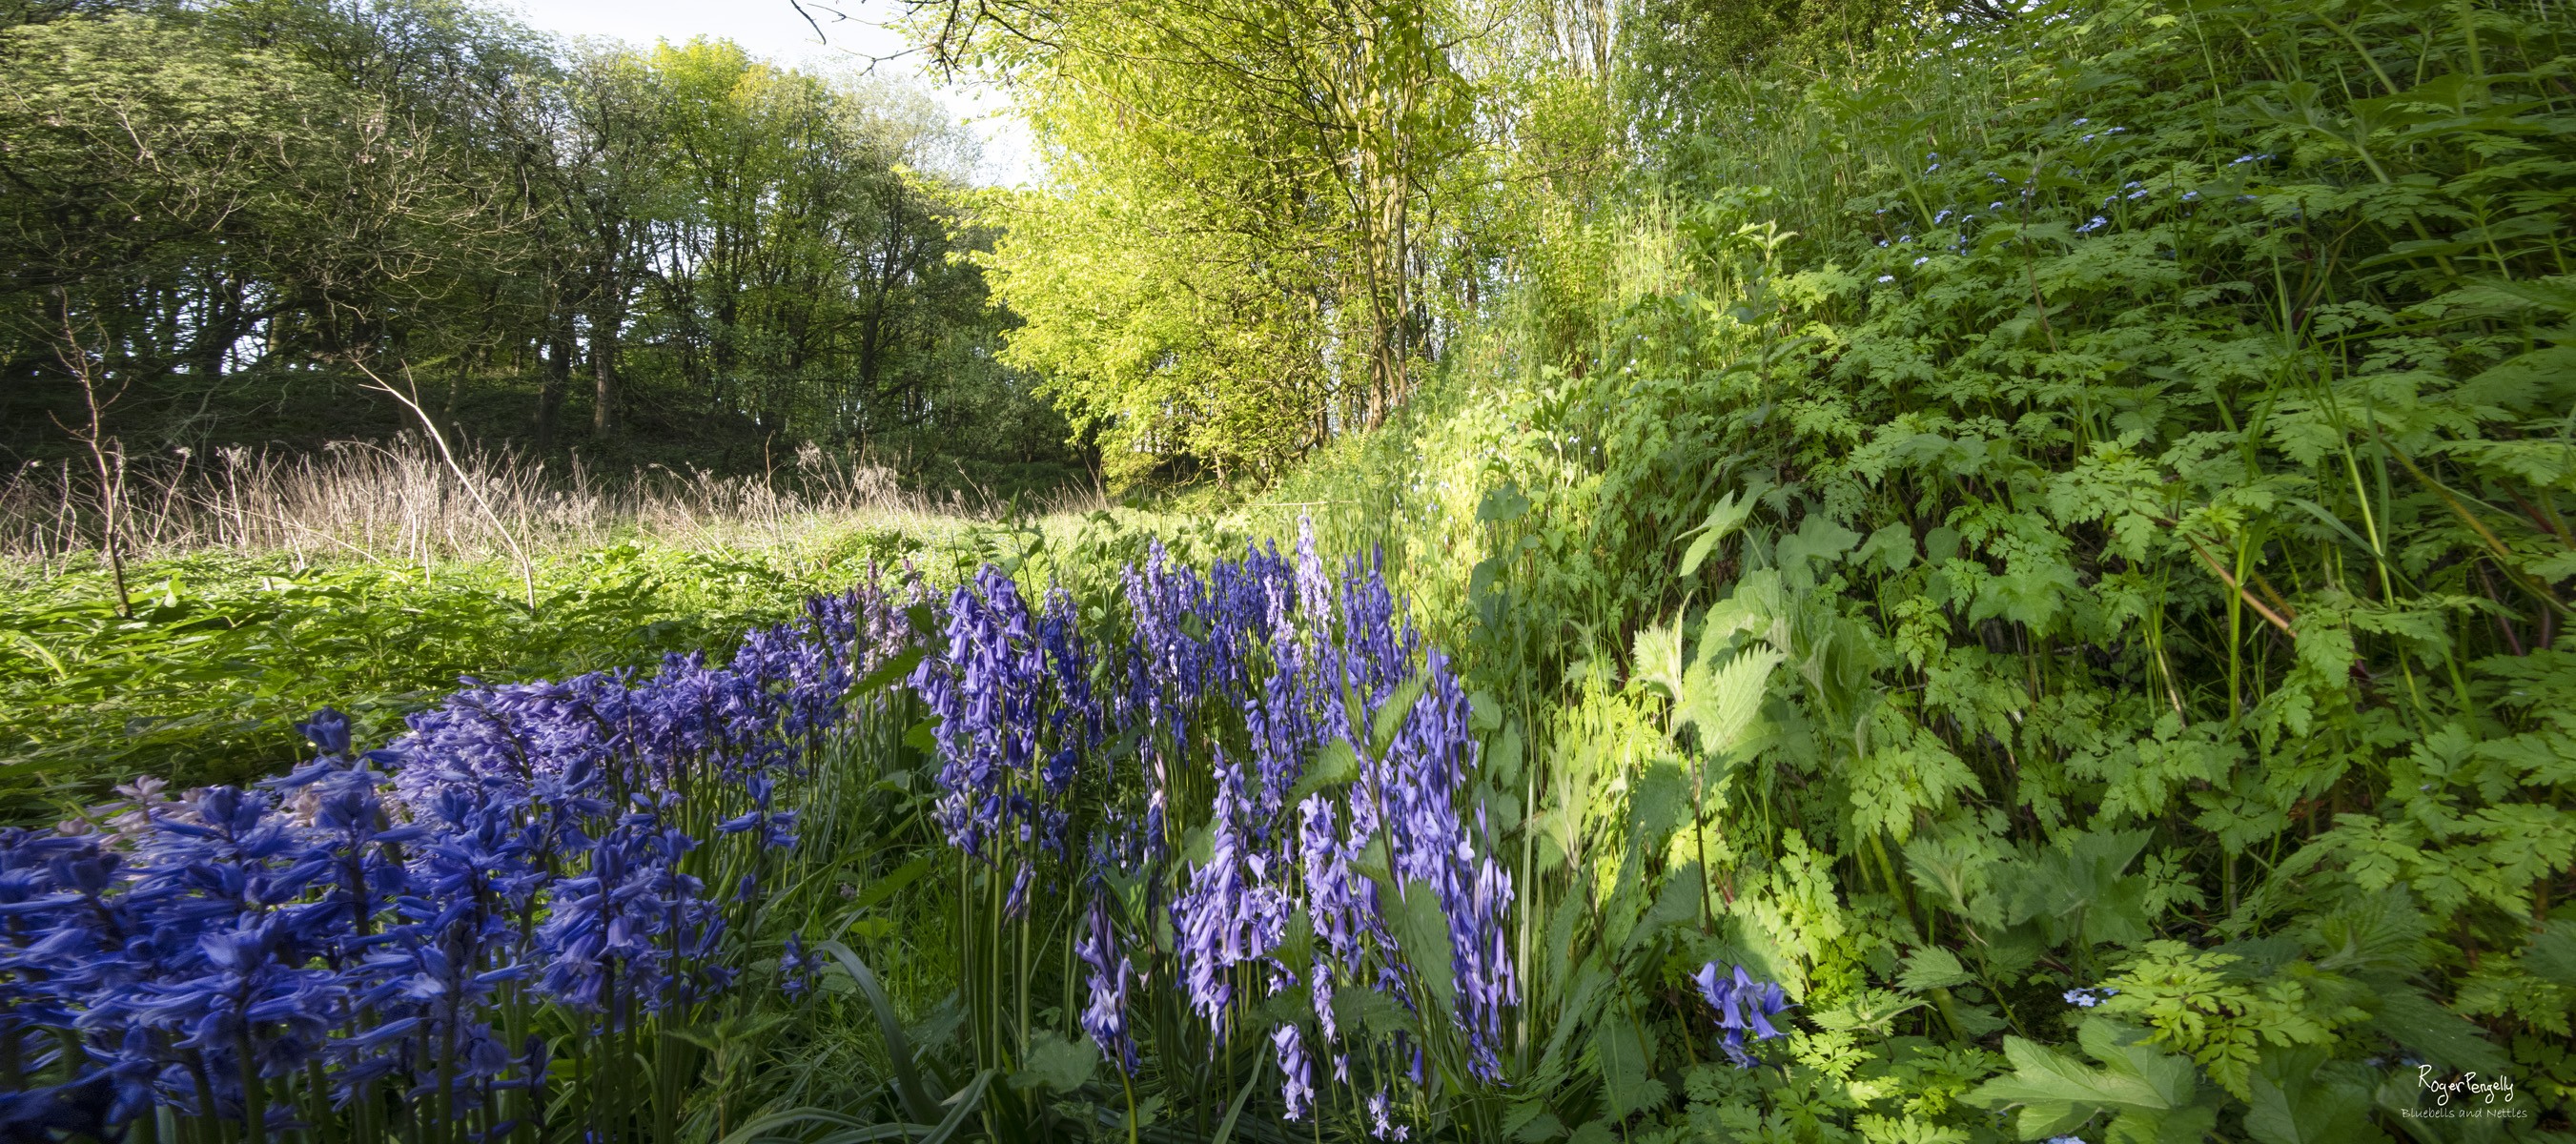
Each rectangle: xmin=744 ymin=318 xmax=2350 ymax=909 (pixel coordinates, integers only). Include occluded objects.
xmin=1264 ymin=0 xmax=2575 ymax=1137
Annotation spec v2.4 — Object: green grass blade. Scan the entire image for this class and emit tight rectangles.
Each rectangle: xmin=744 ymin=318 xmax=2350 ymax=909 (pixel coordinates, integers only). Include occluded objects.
xmin=1207 ymin=1057 xmax=1264 ymax=1144
xmin=816 ymin=938 xmax=945 ymax=1124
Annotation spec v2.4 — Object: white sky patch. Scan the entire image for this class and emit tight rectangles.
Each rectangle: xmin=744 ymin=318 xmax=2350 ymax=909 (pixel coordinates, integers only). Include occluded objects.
xmin=502 ymin=0 xmax=1033 ymax=186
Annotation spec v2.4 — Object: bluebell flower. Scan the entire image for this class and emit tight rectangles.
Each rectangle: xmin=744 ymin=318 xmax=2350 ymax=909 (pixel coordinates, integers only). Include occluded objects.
xmin=1695 ymin=963 xmax=1791 ymax=1066
xmin=297 ymin=707 xmax=352 ymax=757
xmin=1075 ymin=895 xmax=1136 ymax=1072
xmin=1274 ymin=1024 xmax=1313 ymax=1119
xmin=780 ymin=932 xmax=817 ymax=999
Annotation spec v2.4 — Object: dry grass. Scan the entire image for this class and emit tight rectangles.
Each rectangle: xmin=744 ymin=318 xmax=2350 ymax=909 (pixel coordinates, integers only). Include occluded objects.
xmin=0 ymin=436 xmax=1013 ymax=568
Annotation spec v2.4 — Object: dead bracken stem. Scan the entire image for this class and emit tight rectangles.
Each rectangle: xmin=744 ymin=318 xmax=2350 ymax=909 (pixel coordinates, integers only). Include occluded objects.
xmin=356 ymin=358 xmax=542 ymax=615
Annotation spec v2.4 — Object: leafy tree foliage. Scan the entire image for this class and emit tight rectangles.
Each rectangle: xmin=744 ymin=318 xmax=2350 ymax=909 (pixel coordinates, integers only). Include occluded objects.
xmin=906 ymin=0 xmax=1535 ymax=484
xmin=0 ymin=0 xmax=1077 ymax=486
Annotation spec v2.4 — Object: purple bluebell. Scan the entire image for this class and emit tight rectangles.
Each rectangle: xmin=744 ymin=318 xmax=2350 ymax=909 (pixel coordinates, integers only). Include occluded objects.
xmin=1074 ymin=895 xmax=1136 ymax=1073
xmin=1274 ymin=1023 xmax=1313 ymax=1119
xmin=1695 ymin=962 xmax=1791 ymax=1066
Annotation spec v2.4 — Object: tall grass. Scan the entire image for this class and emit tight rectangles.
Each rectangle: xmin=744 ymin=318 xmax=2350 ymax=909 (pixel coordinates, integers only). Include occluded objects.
xmin=0 ymin=436 xmax=1030 ymax=568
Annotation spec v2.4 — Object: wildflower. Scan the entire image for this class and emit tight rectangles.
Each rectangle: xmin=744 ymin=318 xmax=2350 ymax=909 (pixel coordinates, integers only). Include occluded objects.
xmin=1275 ymin=1025 xmax=1313 ymax=1119
xmin=780 ymin=932 xmax=817 ymax=998
xmin=1368 ymin=1089 xmax=1407 ymax=1140
xmin=2076 ymin=215 xmax=2108 ymax=234
xmin=1004 ymin=866 xmax=1032 ymax=919
xmin=2063 ymin=986 xmax=2118 ymax=1008
xmin=1076 ymin=897 xmax=1138 ymax=1072
xmin=1877 ymin=276 xmax=1895 ymax=283
xmin=297 ymin=707 xmax=353 ymax=757
xmin=1694 ymin=963 xmax=1791 ymax=1066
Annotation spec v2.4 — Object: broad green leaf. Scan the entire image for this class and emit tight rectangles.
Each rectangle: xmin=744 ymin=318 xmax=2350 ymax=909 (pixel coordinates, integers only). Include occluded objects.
xmin=1629 ymin=759 xmax=1693 ymax=844
xmin=1393 ymin=879 xmax=1458 ymax=1014
xmin=1371 ymin=671 xmax=1430 ymax=758
xmin=1010 ymin=1031 xmax=1096 ymax=1094
xmin=2525 ymin=919 xmax=2576 ymax=987
xmin=1592 ymin=1011 xmax=1666 ymax=1118
xmin=848 ymin=645 xmax=925 ymax=698
xmin=2370 ymin=988 xmax=2510 ymax=1074
xmin=1897 ymin=947 xmax=1975 ymax=991
xmin=2243 ymin=1050 xmax=2386 ymax=1144
xmin=1675 ymin=646 xmax=1783 ymax=756
xmin=1289 ymin=738 xmax=1360 ymax=803
xmin=1679 ymin=480 xmax=1772 ymax=579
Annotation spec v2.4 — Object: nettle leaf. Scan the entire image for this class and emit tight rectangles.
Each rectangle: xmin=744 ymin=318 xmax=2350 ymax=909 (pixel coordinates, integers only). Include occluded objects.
xmin=1289 ymin=738 xmax=1359 ymax=803
xmin=1631 ymin=617 xmax=1687 ymax=701
xmin=1011 ymin=1031 xmax=1098 ymax=1094
xmin=2369 ymin=988 xmax=2510 ymax=1075
xmin=1630 ymin=759 xmax=1694 ymax=845
xmin=1897 ymin=947 xmax=1976 ymax=991
xmin=1393 ymin=879 xmax=1458 ymax=1015
xmin=2306 ymin=886 xmax=2431 ymax=976
xmin=1591 ymin=1011 xmax=1668 ymax=1118
xmin=2524 ymin=919 xmax=2576 ymax=988
xmin=1968 ymin=1019 xmax=2207 ymax=1141
xmin=1333 ymin=977 xmax=1411 ymax=1039
xmin=1503 ymin=1100 xmax=1565 ymax=1143
xmin=1675 ymin=646 xmax=1783 ymax=758
xmin=1634 ymin=861 xmax=1705 ymax=951
xmin=1371 ymin=672 xmax=1431 ymax=758
xmin=2242 ymin=1049 xmax=2386 ymax=1144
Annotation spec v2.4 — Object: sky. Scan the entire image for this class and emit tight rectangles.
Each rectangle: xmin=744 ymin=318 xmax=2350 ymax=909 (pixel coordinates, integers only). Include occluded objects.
xmin=501 ymin=0 xmax=1036 ymax=185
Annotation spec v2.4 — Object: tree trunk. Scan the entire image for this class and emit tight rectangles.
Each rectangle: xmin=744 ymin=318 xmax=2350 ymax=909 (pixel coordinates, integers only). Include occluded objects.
xmin=591 ymin=321 xmax=617 ymax=438
xmin=536 ymin=325 xmax=571 ymax=453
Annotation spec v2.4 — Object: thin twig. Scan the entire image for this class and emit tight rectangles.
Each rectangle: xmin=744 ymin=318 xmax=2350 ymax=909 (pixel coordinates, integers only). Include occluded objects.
xmin=2184 ymin=534 xmax=2297 ymax=638
xmin=356 ymin=359 xmax=542 ymax=613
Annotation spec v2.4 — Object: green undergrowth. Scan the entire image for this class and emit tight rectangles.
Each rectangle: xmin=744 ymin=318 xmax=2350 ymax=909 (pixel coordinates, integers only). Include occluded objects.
xmin=0 ymin=522 xmax=953 ymax=822
xmin=1248 ymin=0 xmax=2576 ymax=1138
